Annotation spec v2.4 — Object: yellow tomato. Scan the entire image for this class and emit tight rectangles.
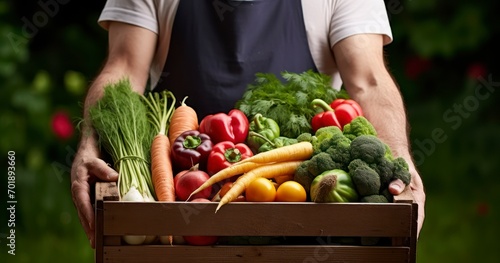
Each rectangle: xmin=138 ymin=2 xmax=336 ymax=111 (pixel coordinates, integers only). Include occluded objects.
xmin=245 ymin=178 xmax=276 ymax=202
xmin=275 ymin=181 xmax=307 ymax=202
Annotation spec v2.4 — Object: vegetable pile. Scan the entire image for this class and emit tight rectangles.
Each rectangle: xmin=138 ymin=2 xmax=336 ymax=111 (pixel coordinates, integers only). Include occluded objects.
xmin=90 ymin=71 xmax=412 ymax=247
xmin=235 ymin=70 xmax=349 ymax=138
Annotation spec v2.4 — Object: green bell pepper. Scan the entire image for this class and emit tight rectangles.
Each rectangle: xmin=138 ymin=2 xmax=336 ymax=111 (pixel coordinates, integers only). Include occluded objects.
xmin=309 ymin=169 xmax=359 ymax=203
xmin=246 ymin=113 xmax=280 ymax=153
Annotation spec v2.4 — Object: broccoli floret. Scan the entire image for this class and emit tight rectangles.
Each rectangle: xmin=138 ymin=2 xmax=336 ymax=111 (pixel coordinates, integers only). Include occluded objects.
xmin=307 ymin=152 xmax=343 ymax=176
xmin=392 ymin=157 xmax=411 ymax=185
xmin=384 ymin=143 xmax=394 ymax=161
xmin=342 ymin=116 xmax=377 ymax=140
xmin=293 ymin=161 xmax=316 ymax=193
xmin=349 ymin=135 xmax=385 ymax=164
xmin=296 ymin=132 xmax=313 ymax=143
xmin=348 ymin=159 xmax=380 ymax=196
xmin=360 ymin=194 xmax=389 ymax=203
xmin=370 ymin=157 xmax=395 ymax=188
xmin=313 ymin=126 xmax=343 ymax=154
xmin=348 ymin=159 xmax=381 ymax=196
xmin=380 ymin=188 xmax=394 ymax=203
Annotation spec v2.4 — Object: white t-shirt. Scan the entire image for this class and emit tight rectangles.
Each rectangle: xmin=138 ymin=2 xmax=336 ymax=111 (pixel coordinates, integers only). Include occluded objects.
xmin=98 ymin=0 xmax=393 ymax=89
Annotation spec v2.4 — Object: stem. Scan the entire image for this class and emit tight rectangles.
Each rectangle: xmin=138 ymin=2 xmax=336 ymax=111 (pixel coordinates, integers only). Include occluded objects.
xmin=313 ymin=174 xmax=337 ymax=203
xmin=183 ymin=135 xmax=202 ymax=149
xmin=224 ymin=148 xmax=243 ymax=163
xmin=248 ymin=131 xmax=275 ymax=147
xmin=311 ymin=98 xmax=334 ymax=112
xmin=252 ymin=113 xmax=264 ymax=131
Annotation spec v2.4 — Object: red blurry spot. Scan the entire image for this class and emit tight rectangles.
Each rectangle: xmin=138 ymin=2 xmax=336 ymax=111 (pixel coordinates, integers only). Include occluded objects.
xmin=476 ymin=202 xmax=490 ymax=216
xmin=51 ymin=111 xmax=74 ymax=140
xmin=466 ymin=62 xmax=487 ymax=79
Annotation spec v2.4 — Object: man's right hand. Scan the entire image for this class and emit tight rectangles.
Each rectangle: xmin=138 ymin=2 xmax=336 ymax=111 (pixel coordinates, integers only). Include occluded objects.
xmin=71 ymin=142 xmax=118 ymax=248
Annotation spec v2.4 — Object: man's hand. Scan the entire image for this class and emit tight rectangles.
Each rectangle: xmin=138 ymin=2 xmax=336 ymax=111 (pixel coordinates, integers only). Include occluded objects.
xmin=71 ymin=142 xmax=118 ymax=248
xmin=389 ymin=166 xmax=426 ymax=238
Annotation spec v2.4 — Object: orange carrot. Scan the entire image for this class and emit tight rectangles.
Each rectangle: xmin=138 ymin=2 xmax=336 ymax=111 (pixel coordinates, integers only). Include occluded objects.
xmin=215 ymin=161 xmax=302 ymax=212
xmin=187 ymin=161 xmax=264 ymax=200
xmin=151 ymin=135 xmax=175 ymax=201
xmin=168 ymin=96 xmax=199 ymax=146
xmin=143 ymin=91 xmax=177 ymax=245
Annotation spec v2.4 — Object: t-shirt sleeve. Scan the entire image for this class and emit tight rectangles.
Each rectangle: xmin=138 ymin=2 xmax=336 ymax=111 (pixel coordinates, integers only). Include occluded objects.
xmin=329 ymin=0 xmax=393 ymax=47
xmin=98 ymin=0 xmax=158 ymax=34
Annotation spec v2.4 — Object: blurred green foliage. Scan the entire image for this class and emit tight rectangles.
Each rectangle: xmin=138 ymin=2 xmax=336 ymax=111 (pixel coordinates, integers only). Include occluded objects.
xmin=1 ymin=0 xmax=499 ymax=262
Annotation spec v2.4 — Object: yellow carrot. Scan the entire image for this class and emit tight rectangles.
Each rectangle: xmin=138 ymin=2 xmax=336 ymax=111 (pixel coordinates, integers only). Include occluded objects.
xmin=186 ymin=161 xmax=264 ymax=201
xmin=215 ymin=161 xmax=303 ymax=212
xmin=236 ymin=141 xmax=313 ymax=165
xmin=274 ymin=174 xmax=294 ymax=185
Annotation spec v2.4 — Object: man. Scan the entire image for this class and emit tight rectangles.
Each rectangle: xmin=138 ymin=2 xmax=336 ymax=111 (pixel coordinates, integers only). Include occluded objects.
xmin=71 ymin=0 xmax=425 ymax=248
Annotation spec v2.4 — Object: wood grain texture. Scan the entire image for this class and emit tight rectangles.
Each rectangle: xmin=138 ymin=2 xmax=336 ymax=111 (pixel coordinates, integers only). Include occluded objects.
xmin=103 ymin=245 xmax=410 ymax=263
xmin=101 ymin=201 xmax=413 ymax=237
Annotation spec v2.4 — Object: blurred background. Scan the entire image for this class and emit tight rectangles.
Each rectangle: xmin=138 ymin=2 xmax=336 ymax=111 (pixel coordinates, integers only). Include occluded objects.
xmin=1 ymin=0 xmax=499 ymax=262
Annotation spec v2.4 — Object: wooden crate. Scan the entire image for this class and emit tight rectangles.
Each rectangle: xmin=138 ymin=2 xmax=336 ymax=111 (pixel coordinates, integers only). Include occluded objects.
xmin=95 ymin=182 xmax=417 ymax=263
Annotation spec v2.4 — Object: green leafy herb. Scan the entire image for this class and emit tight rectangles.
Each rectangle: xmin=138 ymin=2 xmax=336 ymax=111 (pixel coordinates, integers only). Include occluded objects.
xmin=235 ymin=70 xmax=349 ymax=138
xmin=89 ymin=78 xmax=156 ymax=201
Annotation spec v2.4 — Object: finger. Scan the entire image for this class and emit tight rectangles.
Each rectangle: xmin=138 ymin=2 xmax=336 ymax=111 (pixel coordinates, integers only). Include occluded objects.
xmin=388 ymin=179 xmax=405 ymax=195
xmin=88 ymin=158 xmax=118 ymax=181
xmin=71 ymin=178 xmax=95 ymax=248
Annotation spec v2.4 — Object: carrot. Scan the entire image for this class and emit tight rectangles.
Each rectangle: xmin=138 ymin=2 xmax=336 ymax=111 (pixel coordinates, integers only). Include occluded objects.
xmin=151 ymin=135 xmax=175 ymax=201
xmin=236 ymin=141 xmax=313 ymax=165
xmin=274 ymin=174 xmax=294 ymax=185
xmin=215 ymin=161 xmax=303 ymax=212
xmin=168 ymin=96 xmax=199 ymax=146
xmin=186 ymin=161 xmax=264 ymax=201
xmin=143 ymin=91 xmax=177 ymax=245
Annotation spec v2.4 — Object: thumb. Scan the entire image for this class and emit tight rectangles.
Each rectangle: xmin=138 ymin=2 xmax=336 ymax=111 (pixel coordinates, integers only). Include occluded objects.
xmin=89 ymin=158 xmax=118 ymax=181
xmin=388 ymin=179 xmax=405 ymax=195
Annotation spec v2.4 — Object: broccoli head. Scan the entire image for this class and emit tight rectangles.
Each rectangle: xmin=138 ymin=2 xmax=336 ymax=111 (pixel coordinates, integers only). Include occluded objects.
xmin=306 ymin=152 xmax=343 ymax=176
xmin=370 ymin=157 xmax=395 ymax=188
xmin=342 ymin=116 xmax=377 ymax=140
xmin=296 ymin=132 xmax=313 ymax=143
xmin=349 ymin=135 xmax=385 ymax=164
xmin=293 ymin=161 xmax=316 ymax=193
xmin=392 ymin=157 xmax=412 ymax=185
xmin=312 ymin=126 xmax=343 ymax=154
xmin=348 ymin=159 xmax=381 ymax=196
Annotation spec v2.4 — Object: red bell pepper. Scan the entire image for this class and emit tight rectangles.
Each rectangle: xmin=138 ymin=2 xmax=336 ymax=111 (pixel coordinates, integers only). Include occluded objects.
xmin=311 ymin=98 xmax=363 ymax=132
xmin=206 ymin=141 xmax=253 ymax=176
xmin=330 ymin=99 xmax=363 ymax=127
xmin=199 ymin=109 xmax=249 ymax=144
xmin=311 ymin=99 xmax=342 ymax=132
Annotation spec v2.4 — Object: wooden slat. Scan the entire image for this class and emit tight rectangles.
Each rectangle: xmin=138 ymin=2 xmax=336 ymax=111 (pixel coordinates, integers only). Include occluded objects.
xmin=393 ymin=186 xmax=414 ymax=204
xmin=96 ymin=182 xmax=119 ymax=201
xmin=102 ymin=202 xmax=413 ymax=237
xmin=95 ymin=200 xmax=104 ymax=263
xmin=103 ymin=245 xmax=410 ymax=263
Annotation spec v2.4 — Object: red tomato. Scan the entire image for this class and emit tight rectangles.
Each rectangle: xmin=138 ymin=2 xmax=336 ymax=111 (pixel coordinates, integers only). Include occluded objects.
xmin=245 ymin=178 xmax=276 ymax=202
xmin=275 ymin=181 xmax=307 ymax=202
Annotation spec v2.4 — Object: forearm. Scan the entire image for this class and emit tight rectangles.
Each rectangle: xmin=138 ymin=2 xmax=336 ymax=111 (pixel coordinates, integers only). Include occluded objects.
xmin=349 ymin=72 xmax=415 ymax=170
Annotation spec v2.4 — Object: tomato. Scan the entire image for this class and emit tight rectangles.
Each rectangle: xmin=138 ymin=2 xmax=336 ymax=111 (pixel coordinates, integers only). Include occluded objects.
xmin=245 ymin=178 xmax=276 ymax=202
xmin=275 ymin=181 xmax=307 ymax=202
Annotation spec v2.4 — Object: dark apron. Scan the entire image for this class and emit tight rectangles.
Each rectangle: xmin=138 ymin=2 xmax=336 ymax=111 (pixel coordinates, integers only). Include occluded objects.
xmin=154 ymin=0 xmax=317 ymax=119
